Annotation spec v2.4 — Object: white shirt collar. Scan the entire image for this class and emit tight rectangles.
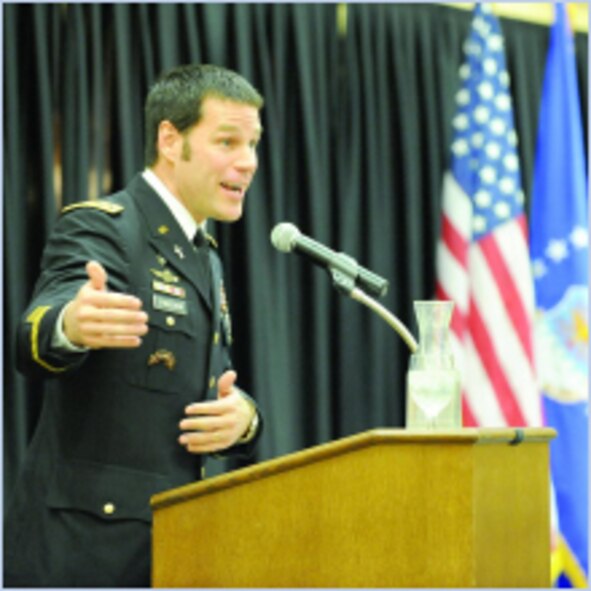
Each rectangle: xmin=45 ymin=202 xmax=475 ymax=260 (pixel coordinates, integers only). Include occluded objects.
xmin=142 ymin=169 xmax=206 ymax=241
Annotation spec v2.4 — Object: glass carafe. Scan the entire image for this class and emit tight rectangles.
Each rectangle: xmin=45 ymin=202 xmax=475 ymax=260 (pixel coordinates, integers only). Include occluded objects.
xmin=405 ymin=300 xmax=462 ymax=429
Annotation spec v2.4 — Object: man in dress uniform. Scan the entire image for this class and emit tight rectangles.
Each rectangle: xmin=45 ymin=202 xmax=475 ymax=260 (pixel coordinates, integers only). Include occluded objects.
xmin=4 ymin=64 xmax=264 ymax=587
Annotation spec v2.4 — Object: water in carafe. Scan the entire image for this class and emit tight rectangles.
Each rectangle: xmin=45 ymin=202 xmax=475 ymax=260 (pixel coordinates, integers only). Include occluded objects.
xmin=405 ymin=301 xmax=462 ymax=429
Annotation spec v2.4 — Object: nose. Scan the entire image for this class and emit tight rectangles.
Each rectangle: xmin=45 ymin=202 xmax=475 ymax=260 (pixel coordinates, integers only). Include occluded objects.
xmin=234 ymin=146 xmax=258 ymax=175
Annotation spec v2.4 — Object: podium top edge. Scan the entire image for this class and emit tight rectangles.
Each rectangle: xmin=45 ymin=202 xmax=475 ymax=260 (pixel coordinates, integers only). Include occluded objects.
xmin=151 ymin=427 xmax=556 ymax=511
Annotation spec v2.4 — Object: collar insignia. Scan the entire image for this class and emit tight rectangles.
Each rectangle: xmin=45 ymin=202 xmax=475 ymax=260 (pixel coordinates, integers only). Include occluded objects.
xmin=174 ymin=245 xmax=185 ymax=259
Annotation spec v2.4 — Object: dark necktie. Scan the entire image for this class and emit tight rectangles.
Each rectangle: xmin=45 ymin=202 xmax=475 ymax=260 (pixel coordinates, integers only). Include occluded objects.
xmin=193 ymin=229 xmax=211 ymax=292
xmin=193 ymin=229 xmax=208 ymax=249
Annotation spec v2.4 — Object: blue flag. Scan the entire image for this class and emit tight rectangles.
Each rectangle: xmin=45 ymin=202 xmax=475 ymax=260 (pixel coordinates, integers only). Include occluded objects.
xmin=529 ymin=4 xmax=588 ymax=587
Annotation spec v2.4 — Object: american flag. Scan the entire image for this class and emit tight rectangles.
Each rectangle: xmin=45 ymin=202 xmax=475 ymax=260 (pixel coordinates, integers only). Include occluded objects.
xmin=435 ymin=4 xmax=542 ymax=428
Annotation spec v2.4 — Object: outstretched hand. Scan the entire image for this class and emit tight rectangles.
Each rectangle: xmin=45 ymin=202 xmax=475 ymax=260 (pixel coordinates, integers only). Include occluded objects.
xmin=62 ymin=260 xmax=149 ymax=348
xmin=178 ymin=370 xmax=256 ymax=454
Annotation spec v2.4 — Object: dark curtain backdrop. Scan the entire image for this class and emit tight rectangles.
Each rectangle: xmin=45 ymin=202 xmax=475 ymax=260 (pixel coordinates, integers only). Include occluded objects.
xmin=4 ymin=3 xmax=588 ymax=500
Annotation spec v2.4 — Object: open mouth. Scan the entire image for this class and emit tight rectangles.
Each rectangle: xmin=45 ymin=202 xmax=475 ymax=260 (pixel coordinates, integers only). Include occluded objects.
xmin=220 ymin=182 xmax=245 ymax=197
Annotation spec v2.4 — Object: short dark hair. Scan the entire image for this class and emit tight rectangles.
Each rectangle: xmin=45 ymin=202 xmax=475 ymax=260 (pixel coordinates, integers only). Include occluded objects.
xmin=144 ymin=64 xmax=264 ymax=166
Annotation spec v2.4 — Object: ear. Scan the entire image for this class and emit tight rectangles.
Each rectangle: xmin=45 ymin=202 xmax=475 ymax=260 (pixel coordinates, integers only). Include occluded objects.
xmin=156 ymin=120 xmax=182 ymax=164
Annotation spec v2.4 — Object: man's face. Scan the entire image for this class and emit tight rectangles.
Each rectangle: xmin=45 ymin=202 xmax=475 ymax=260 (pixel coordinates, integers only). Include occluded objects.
xmin=174 ymin=96 xmax=262 ymax=223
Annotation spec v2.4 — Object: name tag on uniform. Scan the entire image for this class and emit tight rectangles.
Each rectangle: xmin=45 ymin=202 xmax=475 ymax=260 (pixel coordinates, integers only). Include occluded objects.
xmin=153 ymin=294 xmax=188 ymax=316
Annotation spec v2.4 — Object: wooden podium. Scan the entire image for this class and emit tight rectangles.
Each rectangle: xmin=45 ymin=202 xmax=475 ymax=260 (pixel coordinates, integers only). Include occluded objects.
xmin=151 ymin=428 xmax=555 ymax=587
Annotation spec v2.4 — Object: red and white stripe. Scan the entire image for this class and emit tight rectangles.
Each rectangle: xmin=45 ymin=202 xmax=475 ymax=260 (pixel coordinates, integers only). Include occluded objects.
xmin=436 ymin=172 xmax=542 ymax=427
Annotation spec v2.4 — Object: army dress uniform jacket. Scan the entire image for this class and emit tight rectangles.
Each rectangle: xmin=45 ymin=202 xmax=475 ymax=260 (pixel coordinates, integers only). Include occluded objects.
xmin=4 ymin=174 xmax=262 ymax=587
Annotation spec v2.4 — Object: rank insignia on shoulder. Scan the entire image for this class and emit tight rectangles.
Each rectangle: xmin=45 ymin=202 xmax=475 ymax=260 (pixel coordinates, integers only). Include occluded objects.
xmin=61 ymin=201 xmax=124 ymax=215
xmin=150 ymin=268 xmax=179 ymax=284
xmin=153 ymin=280 xmax=186 ymax=299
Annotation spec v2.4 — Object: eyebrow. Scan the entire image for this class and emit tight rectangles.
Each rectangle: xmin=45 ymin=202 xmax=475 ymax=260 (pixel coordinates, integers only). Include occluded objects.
xmin=216 ymin=124 xmax=264 ymax=136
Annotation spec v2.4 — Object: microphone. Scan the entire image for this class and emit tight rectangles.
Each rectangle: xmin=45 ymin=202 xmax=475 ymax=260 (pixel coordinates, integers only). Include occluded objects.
xmin=270 ymin=222 xmax=389 ymax=298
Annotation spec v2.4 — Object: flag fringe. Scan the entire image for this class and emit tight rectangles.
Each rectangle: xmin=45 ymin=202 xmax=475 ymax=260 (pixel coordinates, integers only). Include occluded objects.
xmin=551 ymin=533 xmax=588 ymax=588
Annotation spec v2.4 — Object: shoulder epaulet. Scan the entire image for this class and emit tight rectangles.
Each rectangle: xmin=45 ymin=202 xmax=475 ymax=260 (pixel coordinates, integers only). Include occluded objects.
xmin=61 ymin=201 xmax=124 ymax=216
xmin=205 ymin=233 xmax=218 ymax=249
